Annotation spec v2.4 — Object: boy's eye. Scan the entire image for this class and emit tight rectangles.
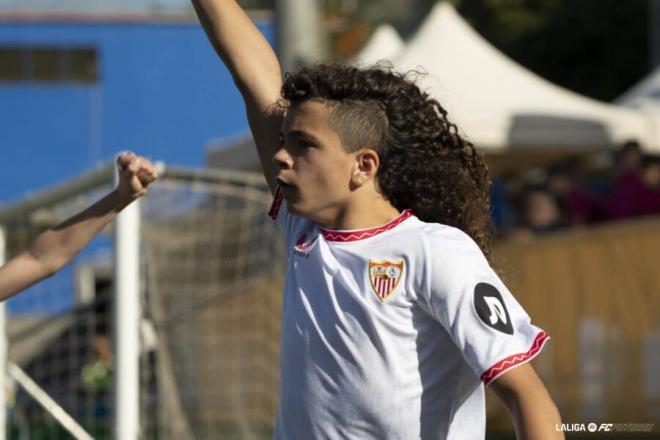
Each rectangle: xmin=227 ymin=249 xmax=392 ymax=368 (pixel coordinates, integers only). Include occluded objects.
xmin=299 ymin=140 xmax=314 ymax=149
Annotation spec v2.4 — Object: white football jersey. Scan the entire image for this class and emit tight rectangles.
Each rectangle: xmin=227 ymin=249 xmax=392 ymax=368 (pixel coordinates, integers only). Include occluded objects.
xmin=269 ymin=188 xmax=549 ymax=440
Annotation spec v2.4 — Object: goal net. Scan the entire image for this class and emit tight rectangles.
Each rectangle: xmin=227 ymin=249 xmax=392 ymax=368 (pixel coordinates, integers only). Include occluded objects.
xmin=140 ymin=169 xmax=285 ymax=439
xmin=1 ymin=177 xmax=115 ymax=439
xmin=0 ymin=164 xmax=285 ymax=439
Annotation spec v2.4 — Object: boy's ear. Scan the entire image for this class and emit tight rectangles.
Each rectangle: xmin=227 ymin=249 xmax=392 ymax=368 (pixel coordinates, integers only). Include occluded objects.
xmin=351 ymin=148 xmax=380 ymax=187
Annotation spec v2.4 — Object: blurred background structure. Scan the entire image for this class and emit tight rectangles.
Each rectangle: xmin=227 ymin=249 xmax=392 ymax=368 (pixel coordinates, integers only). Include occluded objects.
xmin=1 ymin=0 xmax=660 ymax=439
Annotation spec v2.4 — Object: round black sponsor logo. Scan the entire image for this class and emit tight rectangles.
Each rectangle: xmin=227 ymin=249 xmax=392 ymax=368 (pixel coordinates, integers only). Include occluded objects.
xmin=474 ymin=283 xmax=513 ymax=335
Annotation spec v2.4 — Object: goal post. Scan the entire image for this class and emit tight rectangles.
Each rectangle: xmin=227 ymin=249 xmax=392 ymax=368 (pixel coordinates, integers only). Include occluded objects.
xmin=0 ymin=161 xmax=285 ymax=439
xmin=0 ymin=162 xmax=117 ymax=438
xmin=113 ymin=169 xmax=141 ymax=440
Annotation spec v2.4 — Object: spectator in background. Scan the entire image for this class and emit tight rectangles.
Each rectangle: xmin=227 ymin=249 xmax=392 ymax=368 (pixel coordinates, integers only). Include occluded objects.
xmin=615 ymin=140 xmax=643 ymax=177
xmin=496 ymin=143 xmax=660 ymax=238
xmin=490 ymin=178 xmax=513 ymax=233
xmin=633 ymin=155 xmax=660 ymax=217
xmin=546 ymin=161 xmax=593 ymax=225
xmin=521 ymin=188 xmax=564 ymax=234
xmin=509 ymin=185 xmax=564 ymax=240
xmin=605 ymin=141 xmax=646 ymax=220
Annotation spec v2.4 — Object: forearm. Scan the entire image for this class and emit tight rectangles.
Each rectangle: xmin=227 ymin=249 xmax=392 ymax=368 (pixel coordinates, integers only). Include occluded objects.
xmin=0 ymin=153 xmax=157 ymax=301
xmin=191 ymin=0 xmax=282 ymax=110
xmin=491 ymin=364 xmax=564 ymax=440
xmin=0 ymin=189 xmax=132 ymax=301
xmin=191 ymin=0 xmax=283 ymax=192
xmin=29 ymin=189 xmax=132 ymax=274
xmin=505 ymin=387 xmax=564 ymax=440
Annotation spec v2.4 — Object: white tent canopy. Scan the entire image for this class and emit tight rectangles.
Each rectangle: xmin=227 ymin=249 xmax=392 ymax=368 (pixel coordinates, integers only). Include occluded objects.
xmin=392 ymin=2 xmax=659 ymax=151
xmin=352 ymin=24 xmax=404 ymax=66
xmin=616 ymin=65 xmax=660 ymax=111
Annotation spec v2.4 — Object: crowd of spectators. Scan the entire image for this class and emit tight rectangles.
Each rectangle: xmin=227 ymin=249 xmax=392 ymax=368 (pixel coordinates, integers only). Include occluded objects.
xmin=491 ymin=142 xmax=660 ymax=239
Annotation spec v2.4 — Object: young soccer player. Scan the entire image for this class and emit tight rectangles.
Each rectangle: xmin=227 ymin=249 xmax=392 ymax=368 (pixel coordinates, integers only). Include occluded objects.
xmin=0 ymin=152 xmax=158 ymax=302
xmin=191 ymin=1 xmax=564 ymax=438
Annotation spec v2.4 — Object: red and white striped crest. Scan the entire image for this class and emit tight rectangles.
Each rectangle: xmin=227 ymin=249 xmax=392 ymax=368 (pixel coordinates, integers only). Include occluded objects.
xmin=368 ymin=260 xmax=404 ymax=301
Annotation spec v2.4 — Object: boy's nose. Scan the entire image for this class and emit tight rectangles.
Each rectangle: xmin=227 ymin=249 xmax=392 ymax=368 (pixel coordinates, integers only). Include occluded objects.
xmin=273 ymin=147 xmax=293 ymax=169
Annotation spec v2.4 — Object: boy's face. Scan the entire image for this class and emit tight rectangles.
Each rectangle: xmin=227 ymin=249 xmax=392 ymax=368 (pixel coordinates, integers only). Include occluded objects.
xmin=274 ymin=100 xmax=361 ymax=223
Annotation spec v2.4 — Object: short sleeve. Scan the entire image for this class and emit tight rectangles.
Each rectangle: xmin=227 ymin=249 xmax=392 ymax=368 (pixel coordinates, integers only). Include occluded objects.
xmin=268 ymin=186 xmax=309 ymax=249
xmin=419 ymin=227 xmax=550 ymax=386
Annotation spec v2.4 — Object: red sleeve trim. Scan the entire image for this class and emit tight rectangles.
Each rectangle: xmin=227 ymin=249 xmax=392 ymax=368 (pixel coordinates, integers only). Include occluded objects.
xmin=268 ymin=185 xmax=284 ymax=220
xmin=481 ymin=331 xmax=550 ymax=386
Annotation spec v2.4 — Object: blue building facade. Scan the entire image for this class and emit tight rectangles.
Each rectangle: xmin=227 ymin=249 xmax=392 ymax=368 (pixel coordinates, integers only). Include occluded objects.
xmin=0 ymin=15 xmax=274 ymax=203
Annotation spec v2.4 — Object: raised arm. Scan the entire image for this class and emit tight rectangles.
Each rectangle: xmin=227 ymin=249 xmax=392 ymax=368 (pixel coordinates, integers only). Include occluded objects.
xmin=0 ymin=153 xmax=158 ymax=302
xmin=191 ymin=0 xmax=283 ymax=192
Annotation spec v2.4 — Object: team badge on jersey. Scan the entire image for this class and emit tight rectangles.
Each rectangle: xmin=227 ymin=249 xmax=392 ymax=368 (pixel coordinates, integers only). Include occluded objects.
xmin=368 ymin=260 xmax=404 ymax=301
xmin=474 ymin=282 xmax=513 ymax=334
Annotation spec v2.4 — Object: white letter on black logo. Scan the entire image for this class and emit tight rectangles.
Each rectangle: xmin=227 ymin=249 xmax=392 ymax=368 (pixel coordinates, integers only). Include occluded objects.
xmin=474 ymin=283 xmax=513 ymax=334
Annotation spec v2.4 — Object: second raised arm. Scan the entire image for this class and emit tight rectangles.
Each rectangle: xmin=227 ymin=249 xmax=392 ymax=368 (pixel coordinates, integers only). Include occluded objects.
xmin=191 ymin=0 xmax=283 ymax=191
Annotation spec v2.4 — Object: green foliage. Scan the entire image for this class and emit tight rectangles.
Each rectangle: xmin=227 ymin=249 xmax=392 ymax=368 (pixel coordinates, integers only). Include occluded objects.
xmin=336 ymin=0 xmax=648 ymax=100
xmin=453 ymin=0 xmax=649 ymax=100
xmin=247 ymin=0 xmax=650 ymax=100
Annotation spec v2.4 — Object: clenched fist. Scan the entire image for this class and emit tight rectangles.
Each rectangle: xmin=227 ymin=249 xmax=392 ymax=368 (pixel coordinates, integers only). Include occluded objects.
xmin=116 ymin=152 xmax=159 ymax=201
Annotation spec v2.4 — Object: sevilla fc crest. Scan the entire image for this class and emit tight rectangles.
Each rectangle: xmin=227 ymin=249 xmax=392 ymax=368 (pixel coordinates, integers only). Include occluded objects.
xmin=368 ymin=260 xmax=404 ymax=301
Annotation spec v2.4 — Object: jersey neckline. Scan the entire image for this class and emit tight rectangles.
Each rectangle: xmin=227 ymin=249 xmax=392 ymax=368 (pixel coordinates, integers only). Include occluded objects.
xmin=320 ymin=210 xmax=414 ymax=242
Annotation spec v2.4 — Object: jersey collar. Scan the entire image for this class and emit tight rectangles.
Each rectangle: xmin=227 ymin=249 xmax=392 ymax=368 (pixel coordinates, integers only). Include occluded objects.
xmin=320 ymin=210 xmax=414 ymax=242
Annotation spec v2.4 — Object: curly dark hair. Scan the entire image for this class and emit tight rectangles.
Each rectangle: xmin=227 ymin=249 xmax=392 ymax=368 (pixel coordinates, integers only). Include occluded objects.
xmin=280 ymin=63 xmax=493 ymax=261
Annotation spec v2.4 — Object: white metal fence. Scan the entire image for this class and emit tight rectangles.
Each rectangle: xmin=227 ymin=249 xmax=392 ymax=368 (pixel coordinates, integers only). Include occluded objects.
xmin=0 ymin=163 xmax=285 ymax=439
